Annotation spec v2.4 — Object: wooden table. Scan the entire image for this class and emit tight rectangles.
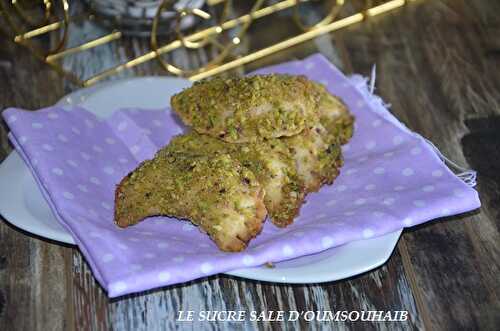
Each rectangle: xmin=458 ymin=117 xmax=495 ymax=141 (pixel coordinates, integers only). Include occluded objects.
xmin=1 ymin=1 xmax=499 ymax=330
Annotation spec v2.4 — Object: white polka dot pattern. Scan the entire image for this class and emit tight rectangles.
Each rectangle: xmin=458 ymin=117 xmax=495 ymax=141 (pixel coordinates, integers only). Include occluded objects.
xmin=282 ymin=245 xmax=294 ymax=257
xmin=158 ymin=272 xmax=171 ymax=282
xmin=362 ymin=229 xmax=374 ymax=238
xmin=110 ymin=282 xmax=127 ymax=294
xmin=321 ymin=236 xmax=334 ymax=248
xmin=402 ymin=168 xmax=414 ymax=176
xmin=242 ymin=255 xmax=254 ymax=266
xmin=200 ymin=262 xmax=213 ymax=274
xmin=102 ymin=253 xmax=114 ymax=262
xmin=1 ymin=55 xmax=480 ymax=298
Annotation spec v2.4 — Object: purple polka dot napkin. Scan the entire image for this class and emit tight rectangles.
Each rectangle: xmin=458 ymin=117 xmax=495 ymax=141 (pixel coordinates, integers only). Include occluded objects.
xmin=2 ymin=54 xmax=480 ymax=297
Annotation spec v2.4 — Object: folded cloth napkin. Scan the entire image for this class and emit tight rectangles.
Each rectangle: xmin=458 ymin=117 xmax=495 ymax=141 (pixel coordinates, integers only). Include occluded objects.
xmin=2 ymin=54 xmax=480 ymax=297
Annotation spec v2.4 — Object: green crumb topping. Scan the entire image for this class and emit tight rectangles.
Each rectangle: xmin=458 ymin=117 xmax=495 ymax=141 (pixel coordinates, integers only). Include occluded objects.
xmin=116 ymin=74 xmax=355 ymax=245
xmin=171 ymin=74 xmax=321 ymax=143
xmin=166 ymin=132 xmax=307 ymax=226
xmin=115 ymin=149 xmax=262 ymax=240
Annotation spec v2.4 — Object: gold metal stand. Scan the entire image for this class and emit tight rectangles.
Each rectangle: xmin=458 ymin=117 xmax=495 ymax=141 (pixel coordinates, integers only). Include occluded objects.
xmin=0 ymin=0 xmax=423 ymax=86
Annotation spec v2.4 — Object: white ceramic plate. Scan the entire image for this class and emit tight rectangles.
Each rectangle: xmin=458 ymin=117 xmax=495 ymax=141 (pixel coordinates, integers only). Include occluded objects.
xmin=0 ymin=77 xmax=402 ymax=284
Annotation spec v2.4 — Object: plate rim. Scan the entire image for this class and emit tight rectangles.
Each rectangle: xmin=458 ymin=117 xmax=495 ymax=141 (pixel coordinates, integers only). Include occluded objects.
xmin=0 ymin=76 xmax=403 ymax=284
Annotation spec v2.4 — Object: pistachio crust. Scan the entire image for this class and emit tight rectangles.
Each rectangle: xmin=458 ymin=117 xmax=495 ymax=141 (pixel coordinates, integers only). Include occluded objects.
xmin=313 ymin=82 xmax=354 ymax=144
xmin=284 ymin=123 xmax=343 ymax=193
xmin=115 ymin=152 xmax=266 ymax=252
xmin=171 ymin=74 xmax=320 ymax=143
xmin=167 ymin=132 xmax=307 ymax=227
xmin=115 ymin=74 xmax=354 ymax=251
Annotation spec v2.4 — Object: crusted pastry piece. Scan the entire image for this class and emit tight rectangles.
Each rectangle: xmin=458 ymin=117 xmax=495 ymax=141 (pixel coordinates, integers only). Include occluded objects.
xmin=167 ymin=132 xmax=307 ymax=227
xmin=283 ymin=123 xmax=343 ymax=193
xmin=115 ymin=151 xmax=266 ymax=252
xmin=313 ymin=82 xmax=354 ymax=145
xmin=235 ymin=140 xmax=306 ymax=227
xmin=171 ymin=74 xmax=320 ymax=143
xmin=114 ymin=74 xmax=355 ymax=252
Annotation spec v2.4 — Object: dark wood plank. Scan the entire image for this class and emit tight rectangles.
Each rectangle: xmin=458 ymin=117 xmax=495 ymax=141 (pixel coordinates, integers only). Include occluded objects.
xmin=339 ymin=0 xmax=500 ymax=329
xmin=70 ymin=242 xmax=422 ymax=331
xmin=0 ymin=39 xmax=75 ymax=331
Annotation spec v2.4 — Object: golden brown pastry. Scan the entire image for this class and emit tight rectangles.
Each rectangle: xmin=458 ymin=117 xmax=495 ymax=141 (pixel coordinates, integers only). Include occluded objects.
xmin=115 ymin=74 xmax=354 ymax=251
xmin=284 ymin=123 xmax=343 ymax=193
xmin=166 ymin=132 xmax=307 ymax=227
xmin=313 ymin=82 xmax=354 ymax=145
xmin=171 ymin=74 xmax=320 ymax=143
xmin=115 ymin=151 xmax=266 ymax=252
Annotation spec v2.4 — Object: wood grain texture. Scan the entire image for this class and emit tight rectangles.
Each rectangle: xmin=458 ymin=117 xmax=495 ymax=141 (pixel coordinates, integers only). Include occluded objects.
xmin=0 ymin=40 xmax=74 ymax=331
xmin=1 ymin=0 xmax=499 ymax=330
xmin=339 ymin=0 xmax=500 ymax=329
xmin=70 ymin=246 xmax=422 ymax=331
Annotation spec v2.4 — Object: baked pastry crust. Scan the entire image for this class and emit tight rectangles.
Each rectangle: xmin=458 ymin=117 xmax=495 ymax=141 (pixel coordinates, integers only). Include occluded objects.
xmin=171 ymin=74 xmax=320 ymax=143
xmin=115 ymin=152 xmax=267 ymax=252
xmin=115 ymin=75 xmax=354 ymax=251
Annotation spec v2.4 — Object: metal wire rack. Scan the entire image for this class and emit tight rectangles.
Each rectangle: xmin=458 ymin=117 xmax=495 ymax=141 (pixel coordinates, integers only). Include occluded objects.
xmin=0 ymin=0 xmax=424 ymax=86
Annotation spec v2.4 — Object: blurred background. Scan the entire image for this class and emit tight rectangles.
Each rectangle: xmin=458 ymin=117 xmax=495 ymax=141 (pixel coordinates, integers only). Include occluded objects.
xmin=0 ymin=0 xmax=395 ymax=86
